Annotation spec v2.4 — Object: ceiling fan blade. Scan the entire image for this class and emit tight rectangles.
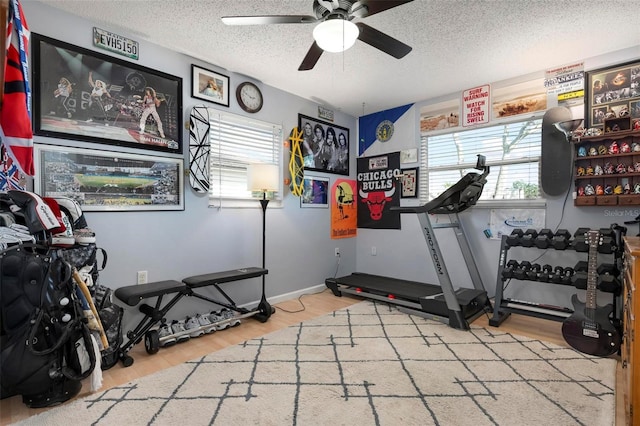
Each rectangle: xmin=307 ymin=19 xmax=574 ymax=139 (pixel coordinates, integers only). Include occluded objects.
xmin=221 ymin=15 xmax=317 ymax=25
xmin=355 ymin=22 xmax=412 ymax=59
xmin=350 ymin=0 xmax=414 ymax=18
xmin=298 ymin=42 xmax=324 ymax=71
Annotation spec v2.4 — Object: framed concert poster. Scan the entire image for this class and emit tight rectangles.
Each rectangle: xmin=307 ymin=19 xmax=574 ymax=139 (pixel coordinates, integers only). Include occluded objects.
xmin=34 ymin=144 xmax=184 ymax=212
xmin=297 ymin=114 xmax=349 ymax=176
xmin=32 ymin=33 xmax=183 ymax=154
xmin=584 ymin=59 xmax=640 ymax=132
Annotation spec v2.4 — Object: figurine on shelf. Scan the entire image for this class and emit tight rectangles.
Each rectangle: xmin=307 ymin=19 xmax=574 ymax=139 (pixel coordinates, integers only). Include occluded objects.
xmin=614 ymin=185 xmax=623 ymax=194
xmin=577 ymin=166 xmax=586 ymax=176
xmin=609 ymin=141 xmax=619 ymax=154
xmin=578 ymin=146 xmax=587 ymax=157
xmin=594 ymin=164 xmax=604 ymax=175
xmin=577 ymin=186 xmax=585 ymax=196
xmin=621 ymin=142 xmax=631 ymax=153
xmin=604 ymin=185 xmax=614 ymax=195
xmin=584 ymin=184 xmax=595 ymax=195
xmin=595 ymin=184 xmax=605 ymax=195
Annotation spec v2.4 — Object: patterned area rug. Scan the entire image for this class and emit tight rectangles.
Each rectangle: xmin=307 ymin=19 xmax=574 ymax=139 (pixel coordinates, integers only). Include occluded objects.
xmin=17 ymin=301 xmax=616 ymax=426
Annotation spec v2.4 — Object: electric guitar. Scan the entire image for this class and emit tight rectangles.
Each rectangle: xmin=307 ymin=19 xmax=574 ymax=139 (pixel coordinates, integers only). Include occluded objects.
xmin=561 ymin=230 xmax=620 ymax=356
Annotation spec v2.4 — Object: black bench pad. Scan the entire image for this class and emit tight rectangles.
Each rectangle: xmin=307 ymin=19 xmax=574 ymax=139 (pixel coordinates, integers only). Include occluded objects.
xmin=183 ymin=267 xmax=267 ymax=288
xmin=115 ymin=280 xmax=188 ymax=306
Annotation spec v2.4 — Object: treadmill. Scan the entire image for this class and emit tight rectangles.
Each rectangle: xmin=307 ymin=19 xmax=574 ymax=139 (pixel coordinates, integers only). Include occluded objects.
xmin=326 ymin=155 xmax=491 ymax=330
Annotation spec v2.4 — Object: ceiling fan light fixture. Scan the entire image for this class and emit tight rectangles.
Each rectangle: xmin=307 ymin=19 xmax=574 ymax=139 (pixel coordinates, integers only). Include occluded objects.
xmin=312 ymin=19 xmax=359 ymax=53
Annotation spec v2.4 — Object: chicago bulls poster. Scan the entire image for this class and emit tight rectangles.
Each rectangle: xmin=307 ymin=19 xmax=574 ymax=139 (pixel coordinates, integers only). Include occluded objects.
xmin=331 ymin=179 xmax=357 ymax=239
xmin=357 ymin=152 xmax=401 ymax=229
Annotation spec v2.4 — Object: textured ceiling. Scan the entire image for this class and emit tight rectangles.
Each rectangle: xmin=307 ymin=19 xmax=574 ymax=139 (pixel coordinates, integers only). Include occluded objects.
xmin=36 ymin=0 xmax=640 ymax=117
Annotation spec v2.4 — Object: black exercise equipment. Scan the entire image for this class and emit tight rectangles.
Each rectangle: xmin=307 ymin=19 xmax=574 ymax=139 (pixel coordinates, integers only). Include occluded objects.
xmin=326 ymin=155 xmax=491 ymax=330
xmin=533 ymin=229 xmax=554 ymax=249
xmin=114 ymin=267 xmax=272 ymax=366
xmin=501 ymin=259 xmax=519 ymax=279
xmin=513 ymin=260 xmax=531 ymax=280
xmin=506 ymin=229 xmax=524 ymax=247
xmin=551 ymin=229 xmax=571 ymax=250
xmin=520 ymin=229 xmax=538 ymax=247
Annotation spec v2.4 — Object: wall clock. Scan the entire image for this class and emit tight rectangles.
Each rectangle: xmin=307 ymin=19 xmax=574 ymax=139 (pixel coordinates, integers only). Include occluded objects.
xmin=236 ymin=82 xmax=263 ymax=113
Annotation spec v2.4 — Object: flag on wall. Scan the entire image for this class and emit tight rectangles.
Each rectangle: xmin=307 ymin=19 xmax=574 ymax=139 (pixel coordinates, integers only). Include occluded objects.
xmin=358 ymin=104 xmax=413 ymax=155
xmin=0 ymin=0 xmax=34 ymax=176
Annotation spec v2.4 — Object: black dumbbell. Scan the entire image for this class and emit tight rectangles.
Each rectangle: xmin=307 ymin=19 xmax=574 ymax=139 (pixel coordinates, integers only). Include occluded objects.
xmin=501 ymin=259 xmax=519 ymax=279
xmin=597 ymin=236 xmax=615 ymax=254
xmin=574 ymin=227 xmax=591 ymax=238
xmin=561 ymin=267 xmax=574 ymax=285
xmin=571 ymin=235 xmax=588 ymax=252
xmin=551 ymin=230 xmax=571 ymax=250
xmin=506 ymin=229 xmax=524 ymax=247
xmin=574 ymin=260 xmax=588 ymax=272
xmin=538 ymin=264 xmax=553 ymax=282
xmin=534 ymin=229 xmax=554 ymax=249
xmin=599 ymin=275 xmax=620 ymax=293
xmin=526 ymin=263 xmax=541 ymax=280
xmin=571 ymin=271 xmax=587 ymax=289
xmin=597 ymin=263 xmax=619 ymax=276
xmin=513 ymin=260 xmax=531 ymax=280
xmin=521 ymin=229 xmax=539 ymax=247
xmin=551 ymin=266 xmax=565 ymax=283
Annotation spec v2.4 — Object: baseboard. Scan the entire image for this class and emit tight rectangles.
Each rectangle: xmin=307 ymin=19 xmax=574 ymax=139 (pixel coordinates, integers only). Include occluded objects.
xmin=243 ymin=283 xmax=327 ymax=309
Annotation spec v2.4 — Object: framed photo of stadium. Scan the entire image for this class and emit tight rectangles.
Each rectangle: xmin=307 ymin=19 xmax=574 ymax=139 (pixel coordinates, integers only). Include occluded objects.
xmin=34 ymin=144 xmax=185 ymax=212
xmin=32 ymin=33 xmax=183 ymax=154
xmin=297 ymin=114 xmax=349 ymax=176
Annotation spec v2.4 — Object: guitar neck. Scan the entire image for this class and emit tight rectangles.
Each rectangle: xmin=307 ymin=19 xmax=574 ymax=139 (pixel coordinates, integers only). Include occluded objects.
xmin=585 ymin=230 xmax=600 ymax=310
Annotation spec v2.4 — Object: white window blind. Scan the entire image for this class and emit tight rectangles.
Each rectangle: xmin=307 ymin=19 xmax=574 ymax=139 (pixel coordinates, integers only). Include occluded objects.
xmin=420 ymin=118 xmax=543 ymax=203
xmin=208 ymin=111 xmax=282 ymax=205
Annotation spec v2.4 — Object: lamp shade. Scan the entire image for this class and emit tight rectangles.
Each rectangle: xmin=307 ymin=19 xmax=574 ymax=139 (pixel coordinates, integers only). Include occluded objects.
xmin=312 ymin=19 xmax=359 ymax=53
xmin=247 ymin=163 xmax=279 ymax=192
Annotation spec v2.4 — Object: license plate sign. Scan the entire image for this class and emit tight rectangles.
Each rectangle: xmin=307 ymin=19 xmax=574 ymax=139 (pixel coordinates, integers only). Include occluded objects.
xmin=93 ymin=27 xmax=139 ymax=60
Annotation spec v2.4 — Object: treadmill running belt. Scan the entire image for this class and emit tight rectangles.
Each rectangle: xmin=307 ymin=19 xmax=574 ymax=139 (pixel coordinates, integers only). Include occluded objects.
xmin=334 ymin=273 xmax=443 ymax=300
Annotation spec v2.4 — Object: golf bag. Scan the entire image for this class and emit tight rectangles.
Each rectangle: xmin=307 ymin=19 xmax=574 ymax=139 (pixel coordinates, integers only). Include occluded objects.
xmin=0 ymin=244 xmax=96 ymax=407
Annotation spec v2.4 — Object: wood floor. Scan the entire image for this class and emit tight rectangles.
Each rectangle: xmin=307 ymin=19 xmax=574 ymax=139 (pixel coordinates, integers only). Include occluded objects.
xmin=0 ymin=291 xmax=627 ymax=425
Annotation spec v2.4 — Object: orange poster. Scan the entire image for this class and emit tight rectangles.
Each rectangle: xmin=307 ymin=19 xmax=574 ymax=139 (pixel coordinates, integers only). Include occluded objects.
xmin=331 ymin=179 xmax=357 ymax=239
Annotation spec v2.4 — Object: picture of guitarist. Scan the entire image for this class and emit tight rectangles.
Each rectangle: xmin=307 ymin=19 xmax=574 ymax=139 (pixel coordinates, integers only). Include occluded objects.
xmin=139 ymin=86 xmax=165 ymax=138
xmin=87 ymin=71 xmax=112 ymax=123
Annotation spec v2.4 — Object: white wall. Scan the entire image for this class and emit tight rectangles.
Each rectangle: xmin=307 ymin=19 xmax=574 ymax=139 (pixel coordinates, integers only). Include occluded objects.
xmin=356 ymin=45 xmax=640 ymax=312
xmin=25 ymin=2 xmax=358 ymax=326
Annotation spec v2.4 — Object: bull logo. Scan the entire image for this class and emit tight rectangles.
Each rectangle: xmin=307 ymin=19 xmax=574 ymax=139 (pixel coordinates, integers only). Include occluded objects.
xmin=359 ymin=186 xmax=395 ymax=220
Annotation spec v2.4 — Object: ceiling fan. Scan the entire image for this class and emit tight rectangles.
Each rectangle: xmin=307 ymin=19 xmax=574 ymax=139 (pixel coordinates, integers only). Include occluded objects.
xmin=221 ymin=0 xmax=414 ymax=71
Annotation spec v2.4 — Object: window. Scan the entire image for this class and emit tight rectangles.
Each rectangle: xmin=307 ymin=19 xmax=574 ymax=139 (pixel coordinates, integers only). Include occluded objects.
xmin=207 ymin=110 xmax=282 ymax=207
xmin=420 ymin=118 xmax=543 ymax=204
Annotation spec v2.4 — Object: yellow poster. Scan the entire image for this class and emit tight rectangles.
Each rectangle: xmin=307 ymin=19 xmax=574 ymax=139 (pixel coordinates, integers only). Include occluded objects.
xmin=331 ymin=179 xmax=357 ymax=239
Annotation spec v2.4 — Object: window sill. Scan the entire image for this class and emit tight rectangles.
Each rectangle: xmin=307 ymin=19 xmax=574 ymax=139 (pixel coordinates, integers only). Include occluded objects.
xmin=208 ymin=199 xmax=283 ymax=209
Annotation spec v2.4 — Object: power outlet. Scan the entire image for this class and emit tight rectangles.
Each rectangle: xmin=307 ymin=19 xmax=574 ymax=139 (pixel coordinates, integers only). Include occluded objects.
xmin=137 ymin=270 xmax=148 ymax=285
xmin=335 ymin=247 xmax=340 ymax=257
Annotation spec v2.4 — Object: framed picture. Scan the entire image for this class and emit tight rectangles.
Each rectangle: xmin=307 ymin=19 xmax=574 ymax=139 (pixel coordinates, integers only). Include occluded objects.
xmin=32 ymin=33 xmax=183 ymax=154
xmin=584 ymin=59 xmax=640 ymax=130
xmin=401 ymin=167 xmax=419 ymax=198
xmin=298 ymin=113 xmax=349 ymax=176
xmin=300 ymin=175 xmax=329 ymax=208
xmin=34 ymin=144 xmax=184 ymax=212
xmin=191 ymin=64 xmax=230 ymax=107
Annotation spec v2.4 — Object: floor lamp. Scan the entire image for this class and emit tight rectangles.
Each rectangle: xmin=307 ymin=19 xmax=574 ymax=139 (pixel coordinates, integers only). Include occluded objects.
xmin=247 ymin=163 xmax=279 ymax=320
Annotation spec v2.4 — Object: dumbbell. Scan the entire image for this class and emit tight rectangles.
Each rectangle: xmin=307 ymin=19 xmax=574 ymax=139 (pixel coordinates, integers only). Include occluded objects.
xmin=534 ymin=229 xmax=554 ymax=249
xmin=599 ymin=275 xmax=620 ymax=292
xmin=520 ymin=229 xmax=539 ymax=247
xmin=597 ymin=236 xmax=615 ymax=254
xmin=551 ymin=266 xmax=565 ymax=283
xmin=574 ymin=260 xmax=588 ymax=273
xmin=571 ymin=235 xmax=589 ymax=252
xmin=551 ymin=229 xmax=571 ymax=250
xmin=501 ymin=259 xmax=519 ymax=280
xmin=513 ymin=260 xmax=531 ymax=280
xmin=561 ymin=266 xmax=574 ymax=285
xmin=538 ymin=264 xmax=553 ymax=282
xmin=506 ymin=229 xmax=524 ymax=247
xmin=574 ymin=227 xmax=591 ymax=239
xmin=526 ymin=263 xmax=541 ymax=280
xmin=597 ymin=263 xmax=619 ymax=276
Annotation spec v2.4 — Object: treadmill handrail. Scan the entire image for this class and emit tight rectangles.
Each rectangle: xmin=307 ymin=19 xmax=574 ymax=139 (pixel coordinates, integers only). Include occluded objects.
xmin=392 ymin=157 xmax=490 ymax=214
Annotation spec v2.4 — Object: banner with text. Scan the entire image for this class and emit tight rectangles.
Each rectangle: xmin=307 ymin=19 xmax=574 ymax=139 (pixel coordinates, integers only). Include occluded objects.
xmin=331 ymin=179 xmax=357 ymax=239
xmin=462 ymin=84 xmax=490 ymax=126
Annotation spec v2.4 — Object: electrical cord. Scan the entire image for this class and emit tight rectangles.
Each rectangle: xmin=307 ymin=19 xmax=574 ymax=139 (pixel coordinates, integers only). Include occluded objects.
xmin=275 ymin=288 xmax=332 ymax=314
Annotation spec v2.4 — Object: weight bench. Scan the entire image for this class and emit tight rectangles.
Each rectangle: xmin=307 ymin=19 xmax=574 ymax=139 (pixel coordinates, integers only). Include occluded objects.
xmin=114 ymin=267 xmax=272 ymax=367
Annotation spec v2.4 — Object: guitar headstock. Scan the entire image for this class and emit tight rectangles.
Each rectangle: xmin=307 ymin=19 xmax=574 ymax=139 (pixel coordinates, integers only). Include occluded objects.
xmin=587 ymin=229 xmax=600 ymax=248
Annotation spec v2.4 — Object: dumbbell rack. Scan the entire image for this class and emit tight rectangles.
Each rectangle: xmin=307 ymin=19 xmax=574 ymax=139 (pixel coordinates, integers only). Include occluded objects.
xmin=489 ymin=227 xmax=622 ymax=327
